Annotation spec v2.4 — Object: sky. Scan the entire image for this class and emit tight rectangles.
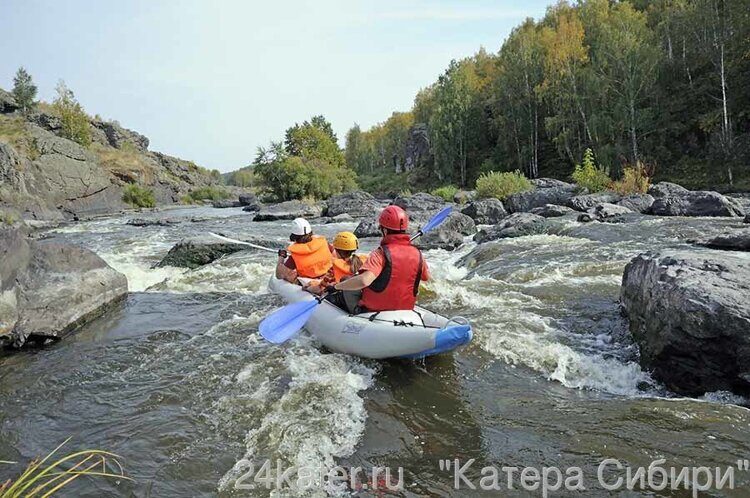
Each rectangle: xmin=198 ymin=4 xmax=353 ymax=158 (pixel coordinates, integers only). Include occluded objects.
xmin=0 ymin=0 xmax=549 ymax=172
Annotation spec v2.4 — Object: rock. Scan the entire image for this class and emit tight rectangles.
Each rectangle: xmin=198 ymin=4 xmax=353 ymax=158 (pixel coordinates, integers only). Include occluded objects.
xmin=325 ymin=190 xmax=381 ymax=218
xmin=402 ymin=123 xmax=431 ymax=172
xmin=1 ymin=228 xmax=128 ymax=348
xmin=505 ymin=184 xmax=577 ymax=213
xmin=461 ymin=199 xmax=508 ymax=224
xmin=91 ymin=119 xmax=150 ymax=152
xmin=473 ymin=213 xmax=548 ymax=243
xmin=325 ymin=213 xmax=355 ymax=223
xmin=353 ymin=219 xmax=381 ymax=238
xmin=453 ymin=190 xmax=476 ymax=204
xmin=621 ymin=250 xmax=750 ymax=396
xmin=648 ymin=182 xmax=689 ymax=198
xmin=617 ymin=193 xmax=655 ymax=213
xmin=568 ymin=192 xmax=622 ymax=212
xmin=392 ymin=192 xmax=448 ymax=222
xmin=238 ymin=192 xmax=260 ymax=211
xmin=697 ymin=228 xmax=750 ymax=252
xmin=126 ymin=218 xmax=180 ymax=227
xmin=577 ymin=213 xmax=595 ymax=223
xmin=0 ymin=88 xmax=19 ymax=113
xmin=253 ymin=200 xmax=324 ymax=221
xmin=212 ymin=199 xmax=242 ymax=208
xmin=746 ymin=214 xmax=750 ymax=224
xmin=649 ymin=190 xmax=745 ymax=217
xmin=530 ymin=204 xmax=574 ymax=218
xmin=156 ymin=235 xmax=268 ymax=269
xmin=589 ymin=203 xmax=633 ymax=220
xmin=415 ymin=212 xmax=476 ymax=251
xmin=531 ymin=178 xmax=575 ymax=189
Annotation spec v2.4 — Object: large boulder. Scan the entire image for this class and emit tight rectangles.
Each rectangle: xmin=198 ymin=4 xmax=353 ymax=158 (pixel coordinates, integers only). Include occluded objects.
xmin=415 ymin=212 xmax=476 ymax=251
xmin=505 ymin=183 xmax=578 ymax=213
xmin=325 ymin=191 xmax=381 ymax=218
xmin=353 ymin=219 xmax=381 ymax=238
xmin=155 ymin=235 xmax=272 ymax=269
xmin=253 ymin=200 xmax=324 ymax=221
xmin=392 ymin=192 xmax=448 ymax=223
xmin=649 ymin=190 xmax=745 ymax=217
xmin=648 ymin=182 xmax=689 ymax=198
xmin=577 ymin=203 xmax=633 ymax=223
xmin=531 ymin=178 xmax=575 ymax=189
xmin=461 ymin=199 xmax=508 ymax=224
xmin=697 ymin=228 xmax=750 ymax=252
xmin=1 ymin=228 xmax=128 ymax=348
xmin=617 ymin=193 xmax=655 ymax=214
xmin=621 ymin=250 xmax=750 ymax=396
xmin=530 ymin=204 xmax=574 ymax=218
xmin=0 ymin=88 xmax=19 ymax=113
xmin=568 ymin=192 xmax=622 ymax=212
xmin=473 ymin=213 xmax=548 ymax=243
xmin=238 ymin=192 xmax=260 ymax=211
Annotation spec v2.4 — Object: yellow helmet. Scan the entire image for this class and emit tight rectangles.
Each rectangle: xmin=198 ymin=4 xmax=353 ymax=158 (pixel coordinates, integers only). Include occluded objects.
xmin=333 ymin=231 xmax=358 ymax=251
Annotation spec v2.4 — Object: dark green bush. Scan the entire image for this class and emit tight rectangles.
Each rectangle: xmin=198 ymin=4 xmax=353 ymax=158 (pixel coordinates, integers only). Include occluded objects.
xmin=122 ymin=183 xmax=156 ymax=208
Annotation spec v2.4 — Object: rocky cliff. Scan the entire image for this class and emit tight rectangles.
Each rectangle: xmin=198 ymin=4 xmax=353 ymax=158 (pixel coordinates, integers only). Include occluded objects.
xmin=0 ymin=88 xmax=217 ymax=223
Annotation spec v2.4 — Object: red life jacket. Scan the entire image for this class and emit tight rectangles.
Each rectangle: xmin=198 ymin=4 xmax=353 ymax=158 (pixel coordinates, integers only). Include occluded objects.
xmin=360 ymin=233 xmax=423 ymax=312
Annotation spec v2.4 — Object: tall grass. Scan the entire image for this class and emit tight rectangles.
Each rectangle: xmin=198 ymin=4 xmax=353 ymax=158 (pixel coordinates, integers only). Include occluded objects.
xmin=475 ymin=170 xmax=532 ymax=200
xmin=122 ymin=183 xmax=156 ymax=208
xmin=0 ymin=438 xmax=132 ymax=497
xmin=430 ymin=185 xmax=459 ymax=202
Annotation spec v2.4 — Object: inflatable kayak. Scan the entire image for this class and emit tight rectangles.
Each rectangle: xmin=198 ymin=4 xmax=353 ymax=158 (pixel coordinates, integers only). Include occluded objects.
xmin=268 ymin=277 xmax=473 ymax=359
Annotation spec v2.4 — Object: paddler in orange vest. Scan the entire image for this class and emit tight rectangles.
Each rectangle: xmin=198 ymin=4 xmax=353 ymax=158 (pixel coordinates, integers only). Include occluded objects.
xmin=275 ymin=218 xmax=333 ymax=284
xmin=321 ymin=205 xmax=430 ymax=313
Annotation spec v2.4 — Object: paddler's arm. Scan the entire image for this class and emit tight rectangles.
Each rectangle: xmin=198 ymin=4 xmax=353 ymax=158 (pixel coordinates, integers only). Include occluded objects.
xmin=329 ymin=271 xmax=376 ymax=292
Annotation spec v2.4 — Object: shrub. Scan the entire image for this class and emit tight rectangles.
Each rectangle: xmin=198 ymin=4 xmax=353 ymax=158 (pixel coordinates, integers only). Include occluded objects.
xmin=11 ymin=67 xmax=37 ymax=115
xmin=53 ymin=81 xmax=91 ymax=147
xmin=612 ymin=161 xmax=652 ymax=195
xmin=184 ymin=186 xmax=231 ymax=202
xmin=431 ymin=185 xmax=459 ymax=202
xmin=572 ymin=148 xmax=611 ymax=193
xmin=122 ymin=183 xmax=156 ymax=208
xmin=255 ymin=156 xmax=356 ymax=201
xmin=475 ymin=170 xmax=533 ymax=200
xmin=0 ymin=115 xmax=38 ymax=159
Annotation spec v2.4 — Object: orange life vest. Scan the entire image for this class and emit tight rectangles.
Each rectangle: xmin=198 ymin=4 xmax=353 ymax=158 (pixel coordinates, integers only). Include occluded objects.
xmin=287 ymin=236 xmax=332 ymax=278
xmin=332 ymin=255 xmax=367 ymax=283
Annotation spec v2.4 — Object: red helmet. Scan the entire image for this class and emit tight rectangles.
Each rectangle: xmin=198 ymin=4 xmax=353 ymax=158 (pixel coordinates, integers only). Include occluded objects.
xmin=378 ymin=205 xmax=409 ymax=231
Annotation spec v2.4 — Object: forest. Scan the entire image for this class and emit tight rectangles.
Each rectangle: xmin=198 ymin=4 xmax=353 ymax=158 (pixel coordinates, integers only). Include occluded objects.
xmin=345 ymin=0 xmax=750 ymax=193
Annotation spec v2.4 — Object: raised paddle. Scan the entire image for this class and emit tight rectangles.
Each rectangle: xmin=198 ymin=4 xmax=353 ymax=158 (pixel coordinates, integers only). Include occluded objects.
xmin=208 ymin=232 xmax=278 ymax=253
xmin=258 ymin=206 xmax=454 ymax=344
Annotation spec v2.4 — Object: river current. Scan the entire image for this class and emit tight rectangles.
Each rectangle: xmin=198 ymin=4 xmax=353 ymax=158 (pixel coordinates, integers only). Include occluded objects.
xmin=1 ymin=206 xmax=749 ymax=496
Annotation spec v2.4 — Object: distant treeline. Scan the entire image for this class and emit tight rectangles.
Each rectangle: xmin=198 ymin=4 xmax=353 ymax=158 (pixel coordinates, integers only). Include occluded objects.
xmin=345 ymin=0 xmax=750 ymax=192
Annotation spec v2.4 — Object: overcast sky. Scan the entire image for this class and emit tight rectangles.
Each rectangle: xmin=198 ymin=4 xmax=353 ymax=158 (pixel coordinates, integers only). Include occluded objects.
xmin=1 ymin=0 xmax=548 ymax=172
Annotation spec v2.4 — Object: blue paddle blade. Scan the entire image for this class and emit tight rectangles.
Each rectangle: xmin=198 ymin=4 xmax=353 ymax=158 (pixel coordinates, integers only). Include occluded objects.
xmin=421 ymin=206 xmax=453 ymax=233
xmin=259 ymin=299 xmax=320 ymax=344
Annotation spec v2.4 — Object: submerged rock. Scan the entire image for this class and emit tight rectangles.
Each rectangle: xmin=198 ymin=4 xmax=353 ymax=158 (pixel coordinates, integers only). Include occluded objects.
xmin=621 ymin=250 xmax=750 ymax=396
xmin=505 ymin=183 xmax=578 ymax=213
xmin=253 ymin=200 xmax=324 ymax=221
xmin=415 ymin=212 xmax=476 ymax=251
xmin=745 ymin=214 xmax=749 ymax=224
xmin=617 ymin=193 xmax=655 ymax=213
xmin=474 ymin=213 xmax=548 ymax=243
xmin=126 ymin=218 xmax=180 ymax=227
xmin=530 ymin=204 xmax=574 ymax=218
xmin=461 ymin=199 xmax=508 ymax=224
xmin=568 ymin=192 xmax=621 ymax=212
xmin=325 ymin=191 xmax=381 ymax=218
xmin=156 ymin=235 xmax=271 ymax=269
xmin=649 ymin=190 xmax=744 ymax=217
xmin=697 ymin=228 xmax=750 ymax=252
xmin=1 ymin=227 xmax=128 ymax=348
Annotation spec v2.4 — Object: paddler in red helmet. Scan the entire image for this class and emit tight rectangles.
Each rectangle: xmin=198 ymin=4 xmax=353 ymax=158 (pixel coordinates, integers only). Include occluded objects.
xmin=323 ymin=205 xmax=430 ymax=313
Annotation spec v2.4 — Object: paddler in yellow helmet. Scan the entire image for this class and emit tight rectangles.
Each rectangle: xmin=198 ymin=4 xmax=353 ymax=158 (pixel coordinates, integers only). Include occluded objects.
xmin=330 ymin=231 xmax=367 ymax=282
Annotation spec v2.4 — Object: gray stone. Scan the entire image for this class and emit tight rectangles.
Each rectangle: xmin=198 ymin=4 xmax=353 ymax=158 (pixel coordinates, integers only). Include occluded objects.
xmin=746 ymin=214 xmax=750 ymax=224
xmin=253 ymin=200 xmax=324 ymax=221
xmin=530 ymin=204 xmax=574 ymax=218
xmin=588 ymin=203 xmax=633 ymax=220
xmin=392 ymin=192 xmax=448 ymax=222
xmin=353 ymin=219 xmax=381 ymax=238
xmin=238 ymin=192 xmax=260 ymax=211
xmin=325 ymin=190 xmax=381 ymax=218
xmin=461 ymin=199 xmax=508 ymax=224
xmin=126 ymin=218 xmax=180 ymax=227
xmin=505 ymin=184 xmax=577 ymax=213
xmin=648 ymin=182 xmax=689 ymax=198
xmin=568 ymin=192 xmax=622 ymax=212
xmin=474 ymin=213 xmax=548 ymax=243
xmin=453 ymin=190 xmax=476 ymax=204
xmin=617 ymin=193 xmax=655 ymax=213
xmin=531 ymin=178 xmax=576 ymax=189
xmin=0 ymin=88 xmax=19 ymax=113
xmin=91 ymin=119 xmax=150 ymax=152
xmin=697 ymin=228 xmax=750 ymax=252
xmin=621 ymin=250 xmax=750 ymax=396
xmin=156 ymin=235 xmax=272 ymax=269
xmin=325 ymin=213 xmax=355 ymax=223
xmin=649 ymin=190 xmax=745 ymax=217
xmin=415 ymin=212 xmax=475 ymax=251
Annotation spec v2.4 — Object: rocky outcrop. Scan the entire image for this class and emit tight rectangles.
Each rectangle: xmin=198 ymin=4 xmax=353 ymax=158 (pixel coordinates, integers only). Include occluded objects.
xmin=621 ymin=250 xmax=750 ymax=396
xmin=649 ymin=190 xmax=745 ymax=217
xmin=474 ymin=213 xmax=548 ymax=243
xmin=617 ymin=193 xmax=655 ymax=213
xmin=91 ymin=119 xmax=149 ymax=152
xmin=461 ymin=199 xmax=508 ymax=224
xmin=648 ymin=182 xmax=689 ymax=198
xmin=126 ymin=218 xmax=180 ymax=227
xmin=239 ymin=193 xmax=260 ymax=211
xmin=253 ymin=200 xmax=324 ymax=221
xmin=415 ymin=212 xmax=476 ymax=251
xmin=0 ymin=89 xmax=18 ymax=113
xmin=156 ymin=235 xmax=272 ymax=269
xmin=697 ymin=229 xmax=750 ymax=252
xmin=353 ymin=219 xmax=380 ymax=238
xmin=402 ymin=123 xmax=430 ymax=173
xmin=392 ymin=192 xmax=448 ymax=223
xmin=577 ymin=203 xmax=633 ymax=223
xmin=746 ymin=214 xmax=750 ymax=224
xmin=1 ymin=228 xmax=127 ymax=348
xmin=530 ymin=204 xmax=574 ymax=218
xmin=568 ymin=192 xmax=622 ymax=212
xmin=324 ymin=191 xmax=381 ymax=218
xmin=505 ymin=182 xmax=578 ymax=213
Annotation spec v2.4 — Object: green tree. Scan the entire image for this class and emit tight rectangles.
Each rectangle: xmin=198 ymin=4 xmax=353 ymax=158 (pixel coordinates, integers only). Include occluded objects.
xmin=53 ymin=80 xmax=91 ymax=147
xmin=11 ymin=67 xmax=37 ymax=115
xmin=284 ymin=115 xmax=338 ymax=156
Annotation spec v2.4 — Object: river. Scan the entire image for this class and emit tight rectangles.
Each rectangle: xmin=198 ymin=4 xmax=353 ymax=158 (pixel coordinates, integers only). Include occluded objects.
xmin=1 ymin=206 xmax=749 ymax=496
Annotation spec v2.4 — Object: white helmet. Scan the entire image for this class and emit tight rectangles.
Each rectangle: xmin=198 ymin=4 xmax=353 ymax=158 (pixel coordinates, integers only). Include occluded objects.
xmin=290 ymin=218 xmax=312 ymax=236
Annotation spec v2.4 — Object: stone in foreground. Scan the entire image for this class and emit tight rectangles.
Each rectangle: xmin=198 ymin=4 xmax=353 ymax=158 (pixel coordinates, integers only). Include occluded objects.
xmin=621 ymin=250 xmax=750 ymax=396
xmin=156 ymin=235 xmax=272 ymax=269
xmin=697 ymin=229 xmax=750 ymax=252
xmin=461 ymin=199 xmax=508 ymax=224
xmin=474 ymin=213 xmax=548 ymax=243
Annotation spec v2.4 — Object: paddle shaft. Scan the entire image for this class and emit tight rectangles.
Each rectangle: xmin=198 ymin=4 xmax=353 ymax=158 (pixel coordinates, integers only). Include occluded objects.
xmin=208 ymin=232 xmax=278 ymax=254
